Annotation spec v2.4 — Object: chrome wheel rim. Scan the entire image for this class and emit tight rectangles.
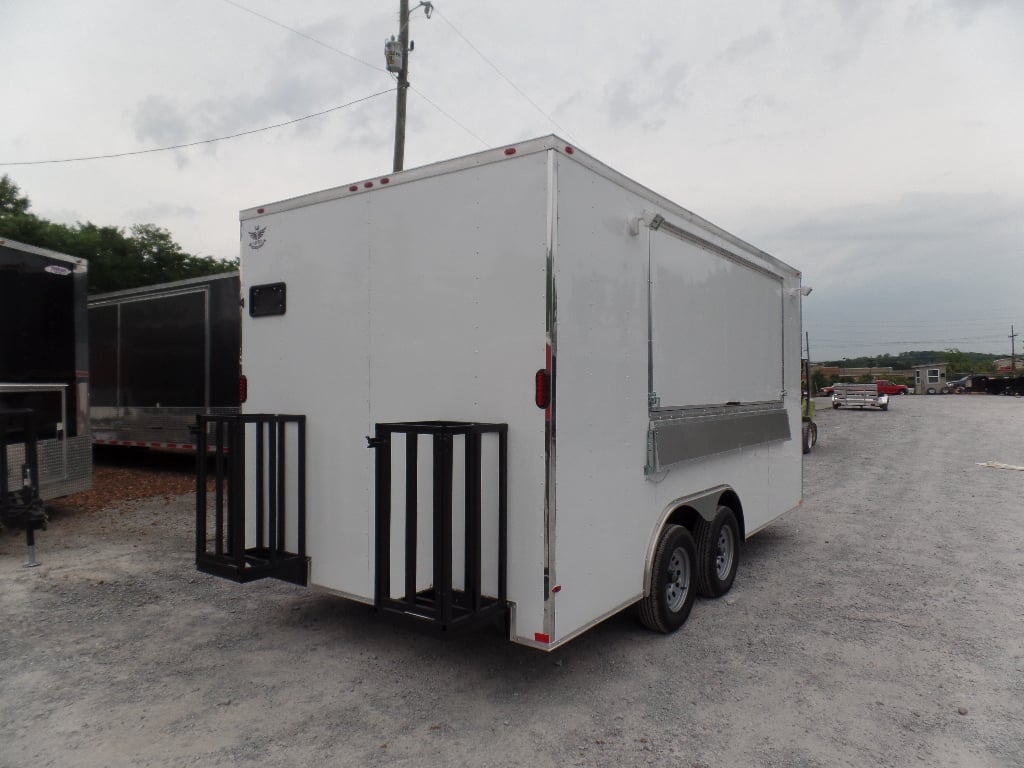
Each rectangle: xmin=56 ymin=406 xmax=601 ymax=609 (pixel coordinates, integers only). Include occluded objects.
xmin=665 ymin=547 xmax=691 ymax=612
xmin=715 ymin=525 xmax=735 ymax=580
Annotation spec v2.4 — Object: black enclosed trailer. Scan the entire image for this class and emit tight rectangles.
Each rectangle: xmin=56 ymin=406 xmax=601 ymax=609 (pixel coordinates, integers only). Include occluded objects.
xmin=88 ymin=272 xmax=241 ymax=450
xmin=1 ymin=238 xmax=92 ymax=501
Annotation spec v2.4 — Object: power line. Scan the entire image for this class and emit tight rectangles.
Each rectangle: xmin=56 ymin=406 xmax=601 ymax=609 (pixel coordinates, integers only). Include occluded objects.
xmin=409 ymin=86 xmax=489 ymax=148
xmin=433 ymin=9 xmax=579 ymax=145
xmin=219 ymin=0 xmax=386 ymax=74
xmin=0 ymin=90 xmax=395 ymax=166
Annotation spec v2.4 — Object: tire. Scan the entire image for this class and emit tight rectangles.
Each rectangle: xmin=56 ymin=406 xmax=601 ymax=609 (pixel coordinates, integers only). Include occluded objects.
xmin=809 ymin=422 xmax=818 ymax=447
xmin=927 ymin=388 xmax=936 ymax=395
xmin=880 ymin=403 xmax=888 ymax=411
xmin=694 ymin=505 xmax=740 ymax=598
xmin=639 ymin=524 xmax=697 ymax=633
xmin=802 ymin=423 xmax=811 ymax=454
xmin=832 ymin=402 xmax=841 ymax=410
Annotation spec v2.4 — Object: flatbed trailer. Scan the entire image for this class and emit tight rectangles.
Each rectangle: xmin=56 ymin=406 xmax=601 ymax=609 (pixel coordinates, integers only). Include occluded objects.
xmin=831 ymin=382 xmax=889 ymax=410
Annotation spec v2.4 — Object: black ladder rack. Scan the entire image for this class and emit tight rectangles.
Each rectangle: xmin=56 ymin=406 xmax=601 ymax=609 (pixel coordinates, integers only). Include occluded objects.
xmin=371 ymin=421 xmax=508 ymax=631
xmin=195 ymin=414 xmax=309 ymax=586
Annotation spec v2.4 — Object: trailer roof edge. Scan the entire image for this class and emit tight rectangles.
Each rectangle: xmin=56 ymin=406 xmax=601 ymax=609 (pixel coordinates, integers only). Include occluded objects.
xmin=239 ymin=135 xmax=799 ymax=279
xmin=0 ymin=237 xmax=86 ymax=268
xmin=88 ymin=271 xmax=239 ymax=302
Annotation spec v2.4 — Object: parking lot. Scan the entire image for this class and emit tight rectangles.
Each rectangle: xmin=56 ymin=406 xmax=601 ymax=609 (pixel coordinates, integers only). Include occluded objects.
xmin=2 ymin=395 xmax=1022 ymax=767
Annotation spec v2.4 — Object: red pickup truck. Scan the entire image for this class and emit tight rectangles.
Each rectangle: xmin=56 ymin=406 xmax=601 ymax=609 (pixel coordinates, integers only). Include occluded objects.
xmin=874 ymin=380 xmax=909 ymax=395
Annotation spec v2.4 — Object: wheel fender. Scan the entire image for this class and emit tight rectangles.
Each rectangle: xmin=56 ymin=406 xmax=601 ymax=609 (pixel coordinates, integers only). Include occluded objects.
xmin=642 ymin=486 xmax=734 ymax=596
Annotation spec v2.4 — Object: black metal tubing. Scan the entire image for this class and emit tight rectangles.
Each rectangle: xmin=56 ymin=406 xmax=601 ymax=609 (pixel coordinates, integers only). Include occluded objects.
xmin=404 ymin=435 xmax=418 ymax=609
xmin=372 ymin=421 xmax=508 ymax=631
xmin=0 ymin=409 xmax=45 ymax=531
xmin=195 ymin=413 xmax=309 ymax=585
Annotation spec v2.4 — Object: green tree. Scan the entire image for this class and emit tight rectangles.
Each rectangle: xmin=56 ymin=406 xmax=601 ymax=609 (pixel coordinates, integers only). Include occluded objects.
xmin=0 ymin=174 xmax=31 ymax=214
xmin=943 ymin=349 xmax=970 ymax=374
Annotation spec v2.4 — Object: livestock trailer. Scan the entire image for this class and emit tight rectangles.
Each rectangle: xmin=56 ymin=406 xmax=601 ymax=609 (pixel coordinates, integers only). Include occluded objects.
xmin=88 ymin=273 xmax=241 ymax=450
xmin=196 ymin=136 xmax=805 ymax=650
xmin=1 ymin=238 xmax=91 ymax=502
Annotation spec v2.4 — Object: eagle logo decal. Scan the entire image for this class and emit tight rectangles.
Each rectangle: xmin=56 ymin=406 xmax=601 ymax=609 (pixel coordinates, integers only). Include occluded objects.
xmin=248 ymin=225 xmax=267 ymax=250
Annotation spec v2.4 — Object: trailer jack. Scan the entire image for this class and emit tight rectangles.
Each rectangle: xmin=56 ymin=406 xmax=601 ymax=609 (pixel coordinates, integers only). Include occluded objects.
xmin=1 ymin=408 xmax=48 ymax=567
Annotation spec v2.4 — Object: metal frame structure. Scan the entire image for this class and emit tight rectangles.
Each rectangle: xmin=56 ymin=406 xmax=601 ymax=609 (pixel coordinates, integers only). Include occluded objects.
xmin=195 ymin=413 xmax=308 ymax=585
xmin=370 ymin=421 xmax=508 ymax=631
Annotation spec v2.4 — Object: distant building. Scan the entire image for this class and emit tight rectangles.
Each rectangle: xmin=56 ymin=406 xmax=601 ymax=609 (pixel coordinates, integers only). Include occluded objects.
xmin=992 ymin=358 xmax=1024 ymax=373
xmin=911 ymin=363 xmax=947 ymax=394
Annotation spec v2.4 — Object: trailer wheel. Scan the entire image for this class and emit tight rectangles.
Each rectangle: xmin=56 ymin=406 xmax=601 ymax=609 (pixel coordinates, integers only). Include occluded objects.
xmin=880 ymin=403 xmax=888 ymax=411
xmin=805 ymin=421 xmax=818 ymax=450
xmin=832 ymin=402 xmax=841 ymax=409
xmin=639 ymin=524 xmax=696 ymax=633
xmin=802 ymin=423 xmax=812 ymax=454
xmin=695 ymin=506 xmax=740 ymax=598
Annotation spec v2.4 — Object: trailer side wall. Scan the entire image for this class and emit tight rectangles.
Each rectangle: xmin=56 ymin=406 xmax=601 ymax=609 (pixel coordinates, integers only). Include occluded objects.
xmin=88 ymin=273 xmax=241 ymax=448
xmin=550 ymin=154 xmax=802 ymax=643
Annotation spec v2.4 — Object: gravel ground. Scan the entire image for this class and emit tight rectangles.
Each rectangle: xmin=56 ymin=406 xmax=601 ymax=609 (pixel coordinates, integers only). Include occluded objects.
xmin=2 ymin=396 xmax=1023 ymax=767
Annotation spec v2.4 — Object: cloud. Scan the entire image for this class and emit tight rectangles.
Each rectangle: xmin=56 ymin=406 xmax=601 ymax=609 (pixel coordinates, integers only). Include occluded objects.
xmin=719 ymin=27 xmax=773 ymax=64
xmin=129 ymin=11 xmax=394 ymax=165
xmin=133 ymin=94 xmax=193 ymax=145
xmin=38 ymin=207 xmax=82 ymax=227
xmin=126 ymin=203 xmax=198 ymax=223
xmin=757 ymin=192 xmax=1024 ymax=356
xmin=933 ymin=0 xmax=1017 ymax=26
xmin=603 ymin=57 xmax=689 ymax=131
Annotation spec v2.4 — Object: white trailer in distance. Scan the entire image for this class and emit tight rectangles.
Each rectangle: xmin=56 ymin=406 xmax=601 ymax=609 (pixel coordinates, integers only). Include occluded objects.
xmin=195 ymin=136 xmax=806 ymax=650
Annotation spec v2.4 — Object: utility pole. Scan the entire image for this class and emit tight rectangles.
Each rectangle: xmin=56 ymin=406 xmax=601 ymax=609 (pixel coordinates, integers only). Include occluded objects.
xmin=386 ymin=1 xmax=433 ymax=173
xmin=392 ymin=0 xmax=410 ymax=173
xmin=1010 ymin=325 xmax=1018 ymax=374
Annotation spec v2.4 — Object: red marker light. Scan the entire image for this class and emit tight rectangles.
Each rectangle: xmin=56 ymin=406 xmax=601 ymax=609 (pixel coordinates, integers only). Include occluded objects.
xmin=380 ymin=177 xmax=390 ymax=184
xmin=504 ymin=147 xmax=517 ymax=156
xmin=363 ymin=181 xmax=374 ymax=189
xmin=564 ymin=146 xmax=575 ymax=155
xmin=534 ymin=632 xmax=551 ymax=644
xmin=535 ymin=369 xmax=551 ymax=409
xmin=239 ymin=375 xmax=248 ymax=404
xmin=349 ymin=185 xmax=359 ymax=192
xmin=256 ymin=207 xmax=265 ymax=214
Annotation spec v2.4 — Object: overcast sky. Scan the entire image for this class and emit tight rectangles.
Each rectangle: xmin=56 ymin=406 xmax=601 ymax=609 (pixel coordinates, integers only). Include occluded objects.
xmin=2 ymin=0 xmax=1021 ymax=361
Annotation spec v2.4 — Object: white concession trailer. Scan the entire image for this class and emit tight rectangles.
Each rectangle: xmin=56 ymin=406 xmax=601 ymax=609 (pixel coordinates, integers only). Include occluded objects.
xmin=196 ymin=136 xmax=805 ymax=650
